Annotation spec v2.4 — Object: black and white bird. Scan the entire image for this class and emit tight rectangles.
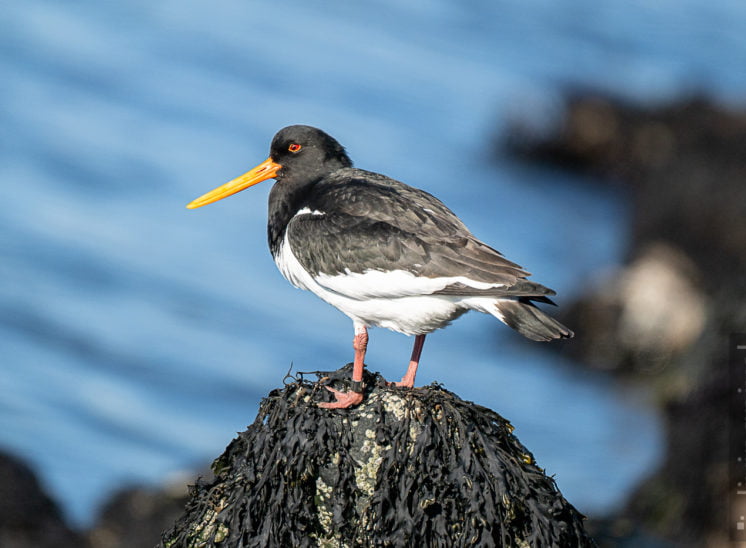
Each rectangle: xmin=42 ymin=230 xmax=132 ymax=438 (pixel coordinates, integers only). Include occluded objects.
xmin=187 ymin=125 xmax=573 ymax=409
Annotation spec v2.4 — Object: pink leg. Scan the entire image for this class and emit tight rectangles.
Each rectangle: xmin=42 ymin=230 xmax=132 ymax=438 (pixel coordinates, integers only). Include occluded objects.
xmin=319 ymin=325 xmax=367 ymax=409
xmin=395 ymin=334 xmax=426 ymax=388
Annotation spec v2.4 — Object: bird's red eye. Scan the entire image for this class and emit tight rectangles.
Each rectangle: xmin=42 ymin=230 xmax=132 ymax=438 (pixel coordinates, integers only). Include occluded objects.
xmin=288 ymin=143 xmax=302 ymax=152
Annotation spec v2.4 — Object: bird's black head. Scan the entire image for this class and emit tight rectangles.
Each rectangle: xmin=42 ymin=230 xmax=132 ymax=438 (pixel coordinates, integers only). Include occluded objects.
xmin=270 ymin=125 xmax=353 ymax=184
xmin=186 ymin=125 xmax=352 ymax=210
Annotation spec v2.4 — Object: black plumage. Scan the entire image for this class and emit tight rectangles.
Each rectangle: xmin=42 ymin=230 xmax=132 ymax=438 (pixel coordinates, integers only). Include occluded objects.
xmin=285 ymin=170 xmax=529 ymax=284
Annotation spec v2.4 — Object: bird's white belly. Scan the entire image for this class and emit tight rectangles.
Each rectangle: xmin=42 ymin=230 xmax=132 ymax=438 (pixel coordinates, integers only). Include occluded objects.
xmin=274 ymin=233 xmax=473 ymax=335
xmin=324 ymin=292 xmax=467 ymax=335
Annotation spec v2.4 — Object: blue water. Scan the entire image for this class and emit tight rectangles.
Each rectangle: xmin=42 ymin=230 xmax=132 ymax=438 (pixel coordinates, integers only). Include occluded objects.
xmin=2 ymin=0 xmax=745 ymax=528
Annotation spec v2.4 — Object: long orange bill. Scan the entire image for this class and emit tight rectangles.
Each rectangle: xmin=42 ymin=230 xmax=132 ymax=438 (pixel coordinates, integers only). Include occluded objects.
xmin=186 ymin=157 xmax=282 ymax=209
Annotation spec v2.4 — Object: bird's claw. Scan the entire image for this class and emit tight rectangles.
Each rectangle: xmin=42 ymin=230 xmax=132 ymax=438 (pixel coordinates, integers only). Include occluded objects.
xmin=318 ymin=386 xmax=364 ymax=409
xmin=386 ymin=375 xmax=415 ymax=389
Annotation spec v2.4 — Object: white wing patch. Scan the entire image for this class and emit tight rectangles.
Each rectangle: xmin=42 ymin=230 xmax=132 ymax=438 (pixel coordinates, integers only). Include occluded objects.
xmin=294 ymin=207 xmax=325 ymax=217
xmin=315 ymin=269 xmax=505 ymax=299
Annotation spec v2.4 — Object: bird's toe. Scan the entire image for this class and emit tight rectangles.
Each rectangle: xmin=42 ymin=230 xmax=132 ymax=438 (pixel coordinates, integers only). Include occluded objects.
xmin=318 ymin=386 xmax=364 ymax=409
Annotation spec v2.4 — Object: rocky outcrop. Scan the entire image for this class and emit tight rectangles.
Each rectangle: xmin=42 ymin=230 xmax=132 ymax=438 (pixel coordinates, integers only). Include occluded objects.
xmin=160 ymin=367 xmax=595 ymax=547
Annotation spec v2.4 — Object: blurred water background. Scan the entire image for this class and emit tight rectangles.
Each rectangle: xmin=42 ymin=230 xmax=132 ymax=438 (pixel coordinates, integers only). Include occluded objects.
xmin=2 ymin=0 xmax=745 ymax=528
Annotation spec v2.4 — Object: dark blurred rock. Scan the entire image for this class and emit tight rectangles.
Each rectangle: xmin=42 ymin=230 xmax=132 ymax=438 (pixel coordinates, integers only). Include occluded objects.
xmin=0 ymin=451 xmax=86 ymax=548
xmin=507 ymin=94 xmax=746 ymax=547
xmin=561 ymin=242 xmax=707 ymax=376
xmin=87 ymin=481 xmax=192 ymax=548
xmin=160 ymin=367 xmax=595 ymax=547
xmin=508 ymin=94 xmax=746 ymax=285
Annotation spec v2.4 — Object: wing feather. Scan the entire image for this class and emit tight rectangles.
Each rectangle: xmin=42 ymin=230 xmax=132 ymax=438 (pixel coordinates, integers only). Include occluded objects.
xmin=285 ymin=168 xmax=555 ymax=299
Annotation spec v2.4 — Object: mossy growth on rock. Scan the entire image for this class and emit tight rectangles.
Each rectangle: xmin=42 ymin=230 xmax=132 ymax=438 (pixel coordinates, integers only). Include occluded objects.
xmin=160 ymin=365 xmax=595 ymax=547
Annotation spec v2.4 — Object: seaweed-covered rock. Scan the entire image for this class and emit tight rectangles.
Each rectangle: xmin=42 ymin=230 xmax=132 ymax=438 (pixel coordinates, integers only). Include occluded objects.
xmin=160 ymin=366 xmax=594 ymax=547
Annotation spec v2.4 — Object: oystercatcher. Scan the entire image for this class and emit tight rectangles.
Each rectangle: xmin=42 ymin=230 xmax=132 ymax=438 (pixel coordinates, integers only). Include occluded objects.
xmin=187 ymin=125 xmax=573 ymax=409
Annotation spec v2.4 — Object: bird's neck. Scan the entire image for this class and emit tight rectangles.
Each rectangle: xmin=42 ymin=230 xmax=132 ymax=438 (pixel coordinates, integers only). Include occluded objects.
xmin=267 ymin=178 xmax=315 ymax=257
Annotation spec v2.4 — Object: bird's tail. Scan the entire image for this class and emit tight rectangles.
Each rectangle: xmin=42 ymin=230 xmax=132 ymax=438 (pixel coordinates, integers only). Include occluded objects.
xmin=493 ymin=298 xmax=574 ymax=342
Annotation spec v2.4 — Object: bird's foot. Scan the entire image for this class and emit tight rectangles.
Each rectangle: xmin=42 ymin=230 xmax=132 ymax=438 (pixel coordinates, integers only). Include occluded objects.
xmin=388 ymin=371 xmax=416 ymax=389
xmin=388 ymin=378 xmax=415 ymax=389
xmin=392 ymin=380 xmax=414 ymax=388
xmin=318 ymin=386 xmax=364 ymax=409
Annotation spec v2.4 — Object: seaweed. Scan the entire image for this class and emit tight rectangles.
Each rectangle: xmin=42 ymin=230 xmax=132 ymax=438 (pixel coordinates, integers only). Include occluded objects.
xmin=161 ymin=365 xmax=594 ymax=547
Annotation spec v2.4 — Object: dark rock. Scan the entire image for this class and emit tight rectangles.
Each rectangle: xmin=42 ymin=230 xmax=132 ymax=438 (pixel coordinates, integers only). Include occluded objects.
xmin=508 ymin=94 xmax=746 ymax=285
xmin=0 ymin=451 xmax=86 ymax=548
xmin=87 ymin=481 xmax=192 ymax=548
xmin=160 ymin=366 xmax=595 ymax=547
xmin=506 ymin=94 xmax=746 ymax=546
xmin=560 ymin=242 xmax=707 ymax=375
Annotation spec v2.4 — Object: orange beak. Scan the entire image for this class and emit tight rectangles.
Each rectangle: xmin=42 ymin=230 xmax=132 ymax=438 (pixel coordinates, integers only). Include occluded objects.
xmin=186 ymin=157 xmax=281 ymax=209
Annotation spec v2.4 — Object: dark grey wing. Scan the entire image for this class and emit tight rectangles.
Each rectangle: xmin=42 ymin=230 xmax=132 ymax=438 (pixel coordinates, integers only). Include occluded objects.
xmin=287 ymin=169 xmax=556 ymax=299
xmin=312 ymin=168 xmax=471 ymax=238
xmin=286 ymin=209 xmax=430 ymax=279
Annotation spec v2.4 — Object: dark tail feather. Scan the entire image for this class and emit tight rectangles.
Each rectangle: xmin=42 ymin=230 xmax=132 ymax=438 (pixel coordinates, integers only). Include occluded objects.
xmin=495 ymin=298 xmax=574 ymax=342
